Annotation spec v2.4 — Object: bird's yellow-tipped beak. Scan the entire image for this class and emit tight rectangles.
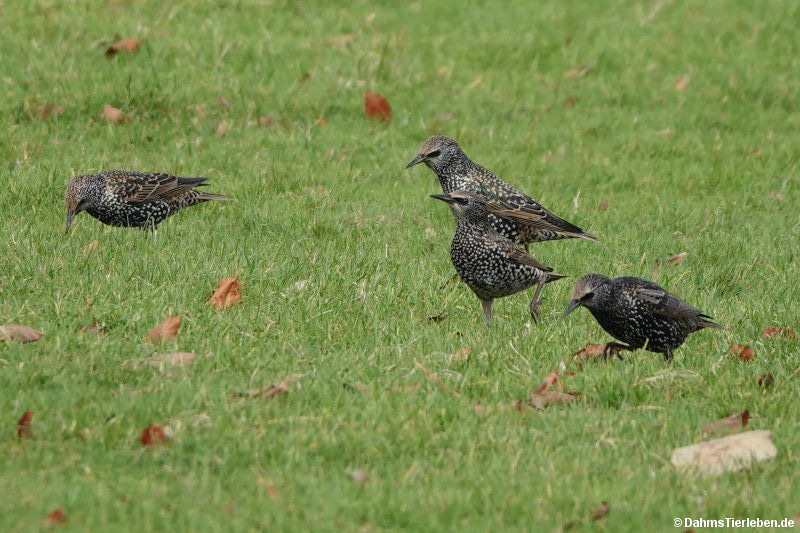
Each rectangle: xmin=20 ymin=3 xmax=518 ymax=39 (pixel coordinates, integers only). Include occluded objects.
xmin=563 ymin=299 xmax=581 ymax=317
xmin=405 ymin=154 xmax=425 ymax=169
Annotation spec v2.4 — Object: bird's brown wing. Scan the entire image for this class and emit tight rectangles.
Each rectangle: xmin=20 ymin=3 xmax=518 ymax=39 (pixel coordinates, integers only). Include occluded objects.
xmin=633 ymin=286 xmax=705 ymax=321
xmin=485 ymin=232 xmax=553 ymax=271
xmin=104 ymin=171 xmax=207 ymax=203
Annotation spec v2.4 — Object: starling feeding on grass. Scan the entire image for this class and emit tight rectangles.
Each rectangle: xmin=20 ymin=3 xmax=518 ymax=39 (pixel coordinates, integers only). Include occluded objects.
xmin=431 ymin=191 xmax=566 ymax=324
xmin=407 ymin=136 xmax=596 ymax=246
xmin=563 ymin=274 xmax=723 ymax=360
xmin=64 ymin=170 xmax=232 ymax=232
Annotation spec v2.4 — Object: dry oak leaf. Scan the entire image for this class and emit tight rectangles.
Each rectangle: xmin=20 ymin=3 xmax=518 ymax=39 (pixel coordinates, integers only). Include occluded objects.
xmin=364 ymin=92 xmax=391 ymax=121
xmin=533 ymin=371 xmax=561 ymax=394
xmin=574 ymin=343 xmax=605 ymax=359
xmin=590 ymin=501 xmax=610 ymax=521
xmin=207 ymin=277 xmax=242 ymax=310
xmin=702 ymin=410 xmax=750 ymax=437
xmin=668 ymin=252 xmax=688 ymax=264
xmin=100 ymin=104 xmax=128 ymax=123
xmin=230 ymin=377 xmax=292 ymax=399
xmin=0 ymin=324 xmax=43 ymax=343
xmin=670 ymin=430 xmax=777 ymax=475
xmin=673 ymin=75 xmax=690 ymax=91
xmin=43 ymin=508 xmax=66 ymax=526
xmin=146 ymin=315 xmax=181 ymax=343
xmin=36 ymin=104 xmax=64 ymax=119
xmin=763 ymin=326 xmax=796 ymax=339
xmin=140 ymin=423 xmax=168 ymax=446
xmin=146 ymin=352 xmax=197 ymax=367
xmin=730 ymin=344 xmax=754 ymax=361
xmin=105 ymin=38 xmax=143 ymax=57
xmin=17 ymin=410 xmax=32 ymax=439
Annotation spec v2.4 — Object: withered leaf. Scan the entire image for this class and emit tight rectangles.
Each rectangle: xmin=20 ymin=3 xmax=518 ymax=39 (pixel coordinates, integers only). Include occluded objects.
xmin=76 ymin=318 xmax=106 ymax=334
xmin=17 ymin=410 xmax=32 ymax=439
xmin=414 ymin=361 xmax=460 ymax=397
xmin=230 ymin=377 xmax=292 ymax=399
xmin=258 ymin=115 xmax=275 ymax=127
xmin=730 ymin=344 xmax=754 ymax=361
xmin=36 ymin=104 xmax=64 ymax=119
xmin=146 ymin=352 xmax=197 ymax=367
xmin=105 ymin=38 xmax=143 ymax=57
xmin=529 ymin=390 xmax=577 ymax=410
xmin=100 ymin=104 xmax=128 ymax=123
xmin=590 ymin=501 xmax=610 ymax=521
xmin=702 ymin=410 xmax=750 ymax=437
xmin=216 ymin=120 xmax=229 ymax=136
xmin=146 ymin=315 xmax=180 ymax=343
xmin=140 ymin=423 xmax=168 ymax=446
xmin=1 ymin=324 xmax=43 ymax=343
xmin=533 ymin=371 xmax=560 ymax=394
xmin=673 ymin=75 xmax=690 ymax=91
xmin=207 ymin=277 xmax=242 ymax=310
xmin=364 ymin=92 xmax=391 ymax=121
xmin=670 ymin=430 xmax=777 ymax=475
xmin=757 ymin=373 xmax=774 ymax=388
xmin=43 ymin=508 xmax=66 ymax=526
xmin=762 ymin=326 xmax=796 ymax=339
xmin=427 ymin=312 xmax=447 ymax=322
xmin=573 ymin=344 xmax=605 ymax=359
xmin=668 ymin=252 xmax=688 ymax=264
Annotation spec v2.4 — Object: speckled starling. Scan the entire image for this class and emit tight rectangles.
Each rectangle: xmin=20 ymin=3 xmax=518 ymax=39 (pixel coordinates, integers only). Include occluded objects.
xmin=563 ymin=274 xmax=722 ymax=360
xmin=431 ymin=191 xmax=566 ymax=324
xmin=407 ymin=136 xmax=596 ymax=245
xmin=64 ymin=170 xmax=232 ymax=232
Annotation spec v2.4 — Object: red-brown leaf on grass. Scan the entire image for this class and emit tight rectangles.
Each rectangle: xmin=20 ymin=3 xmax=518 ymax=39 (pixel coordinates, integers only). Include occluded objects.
xmin=258 ymin=115 xmax=275 ymax=127
xmin=43 ymin=508 xmax=66 ymax=526
xmin=364 ymin=92 xmax=391 ymax=121
xmin=105 ymin=38 xmax=143 ymax=57
xmin=668 ymin=252 xmax=688 ymax=264
xmin=702 ymin=410 xmax=750 ymax=437
xmin=146 ymin=315 xmax=180 ymax=343
xmin=757 ymin=373 xmax=775 ymax=388
xmin=0 ymin=324 xmax=43 ymax=343
xmin=563 ymin=95 xmax=578 ymax=106
xmin=76 ymin=318 xmax=106 ymax=335
xmin=730 ymin=344 xmax=754 ymax=361
xmin=763 ymin=326 xmax=796 ymax=339
xmin=533 ymin=371 xmax=561 ymax=394
xmin=207 ymin=277 xmax=242 ymax=310
xmin=140 ymin=423 xmax=168 ymax=446
xmin=229 ymin=377 xmax=292 ymax=399
xmin=17 ymin=410 xmax=32 ymax=439
xmin=528 ymin=371 xmax=578 ymax=409
xmin=673 ymin=75 xmax=690 ymax=91
xmin=100 ymin=104 xmax=128 ymax=123
xmin=36 ymin=104 xmax=64 ymax=119
xmin=146 ymin=352 xmax=197 ymax=367
xmin=573 ymin=344 xmax=605 ymax=359
xmin=590 ymin=501 xmax=610 ymax=521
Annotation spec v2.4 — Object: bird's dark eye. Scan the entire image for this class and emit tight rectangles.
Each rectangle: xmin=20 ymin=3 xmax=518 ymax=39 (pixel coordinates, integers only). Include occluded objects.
xmin=580 ymin=292 xmax=594 ymax=301
xmin=427 ymin=150 xmax=441 ymax=158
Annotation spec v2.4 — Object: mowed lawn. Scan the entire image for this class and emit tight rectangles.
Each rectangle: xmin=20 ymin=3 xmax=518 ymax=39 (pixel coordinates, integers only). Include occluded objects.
xmin=2 ymin=0 xmax=800 ymax=530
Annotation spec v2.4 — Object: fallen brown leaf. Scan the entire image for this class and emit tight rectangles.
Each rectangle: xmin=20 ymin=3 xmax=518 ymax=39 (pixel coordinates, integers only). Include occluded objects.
xmin=17 ymin=410 xmax=32 ymax=439
xmin=762 ymin=326 xmax=796 ymax=339
xmin=216 ymin=120 xmax=229 ymax=136
xmin=533 ymin=371 xmax=560 ymax=394
xmin=529 ymin=390 xmax=577 ymax=410
xmin=146 ymin=315 xmax=180 ymax=343
xmin=670 ymin=430 xmax=777 ymax=475
xmin=574 ymin=344 xmax=605 ymax=359
xmin=76 ymin=318 xmax=106 ymax=334
xmin=105 ymin=38 xmax=143 ymax=57
xmin=43 ymin=508 xmax=66 ymax=526
xmin=100 ymin=104 xmax=127 ymax=123
xmin=258 ymin=115 xmax=275 ymax=127
xmin=673 ymin=75 xmax=690 ymax=91
xmin=207 ymin=277 xmax=242 ymax=310
xmin=36 ymin=104 xmax=64 ymax=119
xmin=364 ymin=92 xmax=391 ymax=121
xmin=140 ymin=423 xmax=168 ymax=446
xmin=702 ymin=410 xmax=750 ymax=437
xmin=563 ymin=95 xmax=578 ymax=106
xmin=427 ymin=312 xmax=447 ymax=322
xmin=668 ymin=252 xmax=688 ymax=264
xmin=146 ymin=352 xmax=197 ymax=367
xmin=0 ymin=324 xmax=43 ymax=343
xmin=414 ymin=360 xmax=460 ymax=397
xmin=730 ymin=344 xmax=754 ymax=361
xmin=757 ymin=373 xmax=774 ymax=388
xmin=590 ymin=501 xmax=610 ymax=521
xmin=230 ymin=377 xmax=292 ymax=399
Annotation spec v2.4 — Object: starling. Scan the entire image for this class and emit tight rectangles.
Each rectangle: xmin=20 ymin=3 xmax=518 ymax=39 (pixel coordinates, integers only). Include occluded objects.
xmin=563 ymin=274 xmax=723 ymax=360
xmin=431 ymin=191 xmax=566 ymax=324
xmin=407 ymin=135 xmax=596 ymax=246
xmin=64 ymin=170 xmax=232 ymax=232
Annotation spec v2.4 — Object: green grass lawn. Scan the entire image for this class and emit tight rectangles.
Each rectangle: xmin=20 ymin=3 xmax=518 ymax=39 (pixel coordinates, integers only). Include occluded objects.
xmin=3 ymin=0 xmax=800 ymax=530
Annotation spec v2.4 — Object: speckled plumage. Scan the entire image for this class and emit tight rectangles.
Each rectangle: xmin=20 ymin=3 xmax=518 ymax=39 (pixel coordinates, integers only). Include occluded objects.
xmin=432 ymin=191 xmax=565 ymax=324
xmin=64 ymin=170 xmax=232 ymax=231
xmin=563 ymin=274 xmax=722 ymax=360
xmin=407 ymin=136 xmax=596 ymax=245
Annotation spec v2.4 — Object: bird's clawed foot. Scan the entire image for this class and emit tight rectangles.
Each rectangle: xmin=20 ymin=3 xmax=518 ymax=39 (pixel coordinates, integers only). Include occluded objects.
xmin=529 ymin=298 xmax=542 ymax=323
xmin=602 ymin=342 xmax=632 ymax=360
